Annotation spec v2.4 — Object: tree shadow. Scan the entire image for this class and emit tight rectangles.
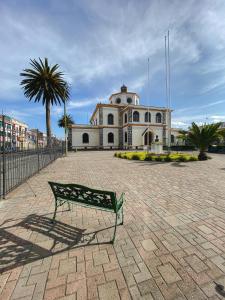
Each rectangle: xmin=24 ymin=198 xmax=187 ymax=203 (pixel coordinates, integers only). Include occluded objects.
xmin=0 ymin=214 xmax=113 ymax=273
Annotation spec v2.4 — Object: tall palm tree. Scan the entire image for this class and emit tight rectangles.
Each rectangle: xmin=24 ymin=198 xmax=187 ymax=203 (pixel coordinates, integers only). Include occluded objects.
xmin=20 ymin=58 xmax=69 ymax=145
xmin=188 ymin=122 xmax=222 ymax=160
xmin=58 ymin=114 xmax=74 ymax=128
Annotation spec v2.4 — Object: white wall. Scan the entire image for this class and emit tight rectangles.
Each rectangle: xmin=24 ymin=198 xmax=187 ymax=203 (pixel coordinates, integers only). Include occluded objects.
xmin=132 ymin=126 xmax=163 ymax=147
xmin=102 ymin=107 xmax=119 ymax=126
xmin=130 ymin=109 xmax=165 ymax=125
xmin=72 ymin=127 xmax=99 ymax=148
xmin=103 ymin=128 xmax=119 ymax=147
xmin=110 ymin=93 xmax=139 ymax=105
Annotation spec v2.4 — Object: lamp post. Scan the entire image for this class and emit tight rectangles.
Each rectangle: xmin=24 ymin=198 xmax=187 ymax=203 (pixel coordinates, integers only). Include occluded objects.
xmin=64 ymin=99 xmax=67 ymax=156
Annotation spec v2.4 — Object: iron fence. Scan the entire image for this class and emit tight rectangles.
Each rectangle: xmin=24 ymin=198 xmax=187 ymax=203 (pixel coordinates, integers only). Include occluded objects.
xmin=0 ymin=115 xmax=65 ymax=198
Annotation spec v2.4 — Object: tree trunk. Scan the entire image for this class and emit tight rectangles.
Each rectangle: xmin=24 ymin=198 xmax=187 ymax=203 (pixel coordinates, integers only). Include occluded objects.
xmin=198 ymin=150 xmax=207 ymax=160
xmin=46 ymin=101 xmax=51 ymax=146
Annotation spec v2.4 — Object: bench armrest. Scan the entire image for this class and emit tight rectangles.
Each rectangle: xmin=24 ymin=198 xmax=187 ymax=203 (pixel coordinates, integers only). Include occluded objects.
xmin=116 ymin=192 xmax=125 ymax=212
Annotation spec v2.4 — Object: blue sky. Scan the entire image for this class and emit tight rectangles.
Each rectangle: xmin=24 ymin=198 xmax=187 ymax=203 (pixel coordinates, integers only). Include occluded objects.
xmin=1 ymin=0 xmax=225 ymax=137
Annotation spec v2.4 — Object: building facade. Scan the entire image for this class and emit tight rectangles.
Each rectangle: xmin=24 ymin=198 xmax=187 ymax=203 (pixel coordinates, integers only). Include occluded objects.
xmin=70 ymin=85 xmax=176 ymax=150
xmin=0 ymin=115 xmax=48 ymax=151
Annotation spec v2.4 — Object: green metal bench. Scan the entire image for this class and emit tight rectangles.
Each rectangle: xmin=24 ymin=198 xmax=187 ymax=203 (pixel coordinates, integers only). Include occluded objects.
xmin=48 ymin=182 xmax=125 ymax=243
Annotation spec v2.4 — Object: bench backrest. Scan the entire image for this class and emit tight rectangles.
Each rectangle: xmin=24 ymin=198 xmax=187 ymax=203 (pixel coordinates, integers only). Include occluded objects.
xmin=49 ymin=182 xmax=117 ymax=211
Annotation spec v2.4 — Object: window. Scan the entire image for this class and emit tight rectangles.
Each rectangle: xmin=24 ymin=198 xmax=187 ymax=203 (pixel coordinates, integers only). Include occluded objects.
xmin=156 ymin=113 xmax=162 ymax=123
xmin=171 ymin=135 xmax=175 ymax=143
xmin=108 ymin=132 xmax=114 ymax=143
xmin=133 ymin=111 xmax=139 ymax=122
xmin=108 ymin=114 xmax=114 ymax=125
xmin=125 ymin=132 xmax=128 ymax=143
xmin=82 ymin=133 xmax=89 ymax=144
xmin=145 ymin=112 xmax=151 ymax=122
xmin=127 ymin=97 xmax=132 ymax=104
xmin=124 ymin=113 xmax=127 ymax=123
xmin=116 ymin=98 xmax=121 ymax=104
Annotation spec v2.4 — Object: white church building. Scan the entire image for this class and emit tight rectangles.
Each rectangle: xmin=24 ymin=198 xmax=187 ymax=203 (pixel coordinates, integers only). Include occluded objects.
xmin=69 ymin=85 xmax=179 ymax=150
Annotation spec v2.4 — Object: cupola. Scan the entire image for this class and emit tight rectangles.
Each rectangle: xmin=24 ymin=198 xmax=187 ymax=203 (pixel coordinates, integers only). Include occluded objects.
xmin=121 ymin=85 xmax=127 ymax=93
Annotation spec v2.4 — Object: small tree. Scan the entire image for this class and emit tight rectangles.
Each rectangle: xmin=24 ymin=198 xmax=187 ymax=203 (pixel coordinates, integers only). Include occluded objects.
xmin=58 ymin=114 xmax=74 ymax=128
xmin=188 ymin=122 xmax=222 ymax=160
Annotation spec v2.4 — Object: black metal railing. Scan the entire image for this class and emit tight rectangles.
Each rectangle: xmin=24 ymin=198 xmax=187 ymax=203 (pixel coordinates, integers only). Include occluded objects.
xmin=0 ymin=145 xmax=65 ymax=198
xmin=0 ymin=115 xmax=65 ymax=198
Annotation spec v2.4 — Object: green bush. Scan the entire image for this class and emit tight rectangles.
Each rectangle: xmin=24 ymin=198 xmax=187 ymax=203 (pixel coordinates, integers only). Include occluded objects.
xmin=178 ymin=155 xmax=188 ymax=162
xmin=188 ymin=156 xmax=198 ymax=161
xmin=155 ymin=156 xmax=163 ymax=161
xmin=164 ymin=155 xmax=172 ymax=162
xmin=144 ymin=154 xmax=152 ymax=161
xmin=131 ymin=154 xmax=140 ymax=160
xmin=114 ymin=153 xmax=118 ymax=157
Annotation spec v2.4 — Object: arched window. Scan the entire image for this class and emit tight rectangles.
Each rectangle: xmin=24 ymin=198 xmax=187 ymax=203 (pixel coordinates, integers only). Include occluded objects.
xmin=108 ymin=132 xmax=114 ymax=143
xmin=171 ymin=135 xmax=175 ymax=143
xmin=133 ymin=111 xmax=139 ymax=122
xmin=108 ymin=114 xmax=114 ymax=125
xmin=124 ymin=113 xmax=127 ymax=123
xmin=127 ymin=97 xmax=132 ymax=104
xmin=156 ymin=113 xmax=162 ymax=123
xmin=145 ymin=112 xmax=151 ymax=122
xmin=125 ymin=132 xmax=128 ymax=143
xmin=116 ymin=98 xmax=121 ymax=104
xmin=82 ymin=133 xmax=89 ymax=144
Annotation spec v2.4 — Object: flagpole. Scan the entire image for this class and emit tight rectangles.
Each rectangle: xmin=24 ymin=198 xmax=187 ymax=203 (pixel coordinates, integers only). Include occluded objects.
xmin=167 ymin=30 xmax=171 ymax=151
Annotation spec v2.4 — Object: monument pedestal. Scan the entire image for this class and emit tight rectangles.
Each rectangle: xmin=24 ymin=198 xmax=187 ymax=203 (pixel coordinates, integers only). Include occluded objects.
xmin=151 ymin=143 xmax=163 ymax=154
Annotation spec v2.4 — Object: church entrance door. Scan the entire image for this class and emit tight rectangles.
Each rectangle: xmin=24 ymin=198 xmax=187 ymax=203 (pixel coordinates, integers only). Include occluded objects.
xmin=144 ymin=131 xmax=152 ymax=146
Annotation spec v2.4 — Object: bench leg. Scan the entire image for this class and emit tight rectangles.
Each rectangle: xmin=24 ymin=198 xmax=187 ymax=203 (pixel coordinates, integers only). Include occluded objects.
xmin=121 ymin=206 xmax=124 ymax=225
xmin=112 ymin=212 xmax=118 ymax=244
xmin=51 ymin=200 xmax=58 ymax=223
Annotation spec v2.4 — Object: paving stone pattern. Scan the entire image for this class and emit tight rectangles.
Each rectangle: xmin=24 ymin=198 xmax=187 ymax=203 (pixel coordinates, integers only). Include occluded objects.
xmin=1 ymin=151 xmax=225 ymax=299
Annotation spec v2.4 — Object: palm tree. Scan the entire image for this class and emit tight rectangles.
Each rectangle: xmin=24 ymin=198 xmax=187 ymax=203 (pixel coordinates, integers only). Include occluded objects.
xmin=20 ymin=58 xmax=69 ymax=145
xmin=177 ymin=129 xmax=189 ymax=145
xmin=58 ymin=114 xmax=74 ymax=128
xmin=188 ymin=122 xmax=222 ymax=160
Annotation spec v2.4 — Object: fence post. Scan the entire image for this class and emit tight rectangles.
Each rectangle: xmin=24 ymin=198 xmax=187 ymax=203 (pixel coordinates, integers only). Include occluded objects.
xmin=2 ymin=115 xmax=6 ymax=199
xmin=37 ymin=129 xmax=40 ymax=172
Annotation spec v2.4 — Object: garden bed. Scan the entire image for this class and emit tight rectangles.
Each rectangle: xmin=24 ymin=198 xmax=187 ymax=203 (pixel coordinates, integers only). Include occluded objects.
xmin=114 ymin=152 xmax=198 ymax=162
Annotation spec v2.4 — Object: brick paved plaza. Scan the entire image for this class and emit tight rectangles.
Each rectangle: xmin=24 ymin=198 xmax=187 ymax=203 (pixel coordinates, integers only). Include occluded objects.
xmin=1 ymin=151 xmax=225 ymax=300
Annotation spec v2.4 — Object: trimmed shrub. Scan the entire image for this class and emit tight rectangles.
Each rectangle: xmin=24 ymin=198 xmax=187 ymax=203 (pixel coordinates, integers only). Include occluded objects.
xmin=144 ymin=154 xmax=152 ymax=161
xmin=155 ymin=156 xmax=163 ymax=161
xmin=188 ymin=156 xmax=198 ymax=161
xmin=164 ymin=155 xmax=172 ymax=162
xmin=178 ymin=155 xmax=188 ymax=162
xmin=131 ymin=154 xmax=140 ymax=160
xmin=114 ymin=151 xmax=198 ymax=163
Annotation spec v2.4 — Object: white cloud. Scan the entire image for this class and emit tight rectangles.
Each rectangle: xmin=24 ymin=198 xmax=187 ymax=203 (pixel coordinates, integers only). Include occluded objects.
xmin=1 ymin=0 xmax=225 ymax=101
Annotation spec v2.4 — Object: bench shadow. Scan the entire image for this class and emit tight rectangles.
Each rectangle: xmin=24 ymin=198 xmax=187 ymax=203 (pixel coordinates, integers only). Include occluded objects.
xmin=170 ymin=162 xmax=188 ymax=168
xmin=214 ymin=281 xmax=225 ymax=297
xmin=0 ymin=213 xmax=113 ymax=273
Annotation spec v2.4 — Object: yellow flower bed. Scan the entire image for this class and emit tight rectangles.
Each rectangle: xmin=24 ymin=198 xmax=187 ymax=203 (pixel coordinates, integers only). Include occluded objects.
xmin=114 ymin=152 xmax=198 ymax=162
